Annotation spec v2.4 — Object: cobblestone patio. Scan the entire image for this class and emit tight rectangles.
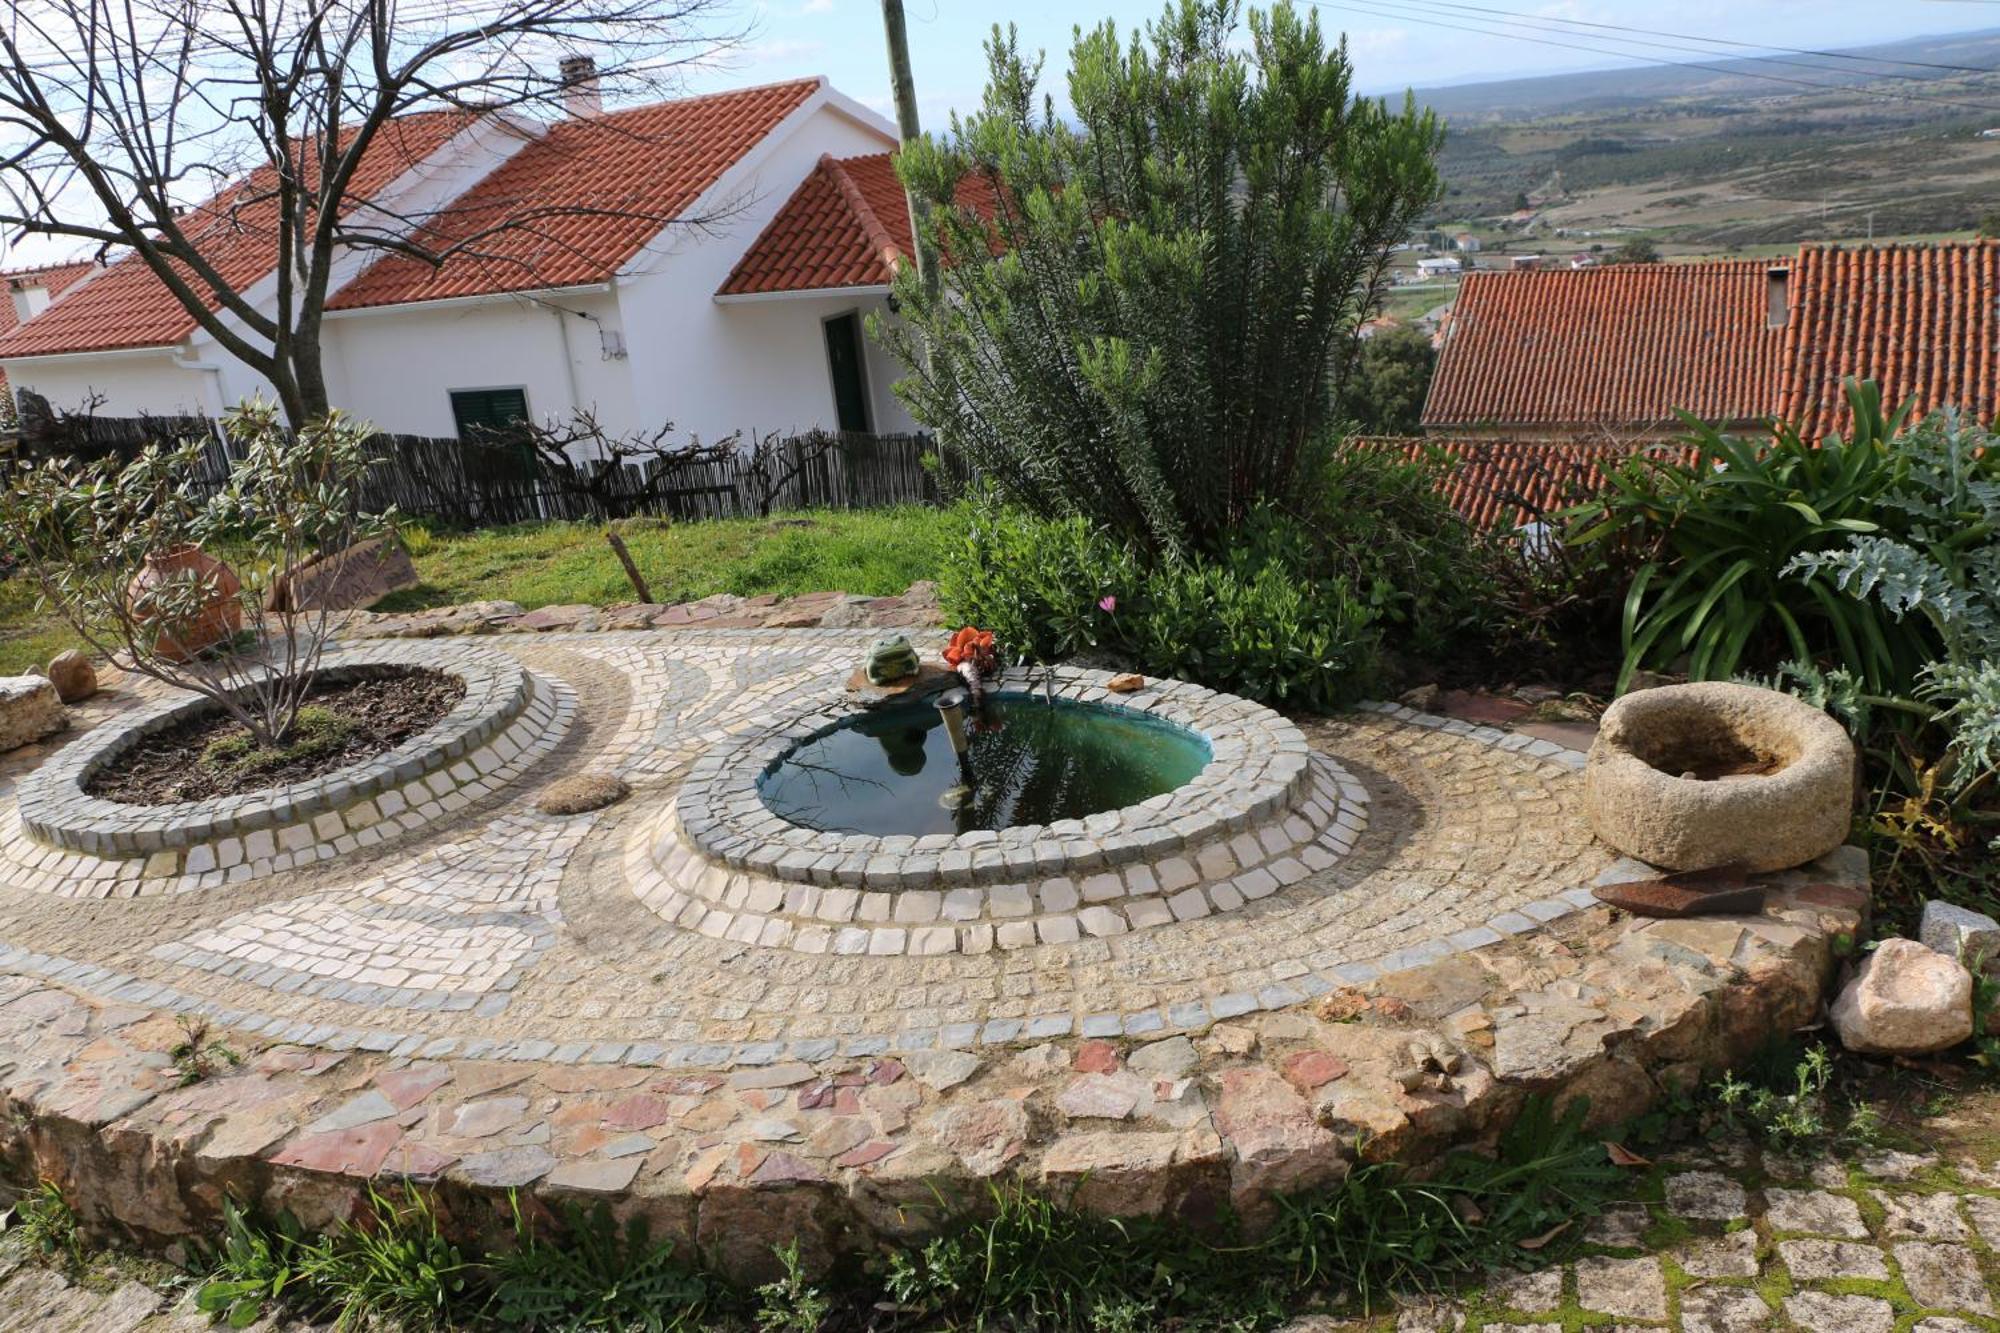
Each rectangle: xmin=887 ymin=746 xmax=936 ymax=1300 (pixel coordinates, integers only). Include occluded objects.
xmin=0 ymin=626 xmax=1874 ymax=1284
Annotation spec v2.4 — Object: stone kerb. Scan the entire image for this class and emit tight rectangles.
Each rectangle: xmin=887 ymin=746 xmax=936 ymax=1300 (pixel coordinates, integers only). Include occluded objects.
xmin=672 ymin=666 xmax=1314 ymax=893
xmin=8 ymin=641 xmax=569 ymax=892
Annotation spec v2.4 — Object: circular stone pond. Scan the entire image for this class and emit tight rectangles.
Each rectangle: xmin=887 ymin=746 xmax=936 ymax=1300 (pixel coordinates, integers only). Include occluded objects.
xmin=756 ymin=692 xmax=1212 ymax=837
xmin=632 ymin=664 xmax=1370 ymax=955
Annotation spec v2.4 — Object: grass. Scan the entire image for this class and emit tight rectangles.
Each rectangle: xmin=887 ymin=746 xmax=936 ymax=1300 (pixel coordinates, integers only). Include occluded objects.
xmin=200 ymin=705 xmax=357 ymax=780
xmin=379 ymin=506 xmax=958 ymax=614
xmin=0 ymin=504 xmax=959 ymax=676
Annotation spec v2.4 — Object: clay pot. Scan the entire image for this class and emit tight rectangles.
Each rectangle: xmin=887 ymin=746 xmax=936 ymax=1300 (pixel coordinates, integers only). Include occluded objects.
xmin=126 ymin=546 xmax=244 ymax=663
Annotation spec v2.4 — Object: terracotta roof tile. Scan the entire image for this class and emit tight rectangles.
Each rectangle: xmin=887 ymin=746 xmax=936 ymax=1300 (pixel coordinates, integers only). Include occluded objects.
xmin=0 ymin=261 xmax=102 ymax=400
xmin=1781 ymin=240 xmax=2000 ymax=437
xmin=1361 ymin=435 xmax=1640 ymax=528
xmin=331 ymin=79 xmax=821 ymax=310
xmin=1422 ymin=261 xmax=1786 ymax=433
xmin=718 ymin=152 xmax=908 ymax=296
xmin=0 ymin=114 xmax=474 ymax=359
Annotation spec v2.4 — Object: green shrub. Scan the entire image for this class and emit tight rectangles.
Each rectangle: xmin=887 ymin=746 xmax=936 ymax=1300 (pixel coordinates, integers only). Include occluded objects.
xmin=881 ymin=1 xmax=1443 ymax=558
xmin=1570 ymin=380 xmax=1932 ymax=694
xmin=940 ymin=501 xmax=1376 ymax=712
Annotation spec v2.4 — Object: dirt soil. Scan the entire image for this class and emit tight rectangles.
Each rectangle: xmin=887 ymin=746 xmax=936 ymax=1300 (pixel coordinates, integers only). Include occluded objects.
xmin=84 ymin=668 xmax=465 ymax=805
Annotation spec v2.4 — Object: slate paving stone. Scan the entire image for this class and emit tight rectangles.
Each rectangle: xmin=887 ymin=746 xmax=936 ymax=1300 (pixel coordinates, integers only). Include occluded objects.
xmin=1894 ymin=1242 xmax=1995 ymax=1315
xmin=1956 ymin=1192 xmax=2000 ymax=1246
xmin=1573 ymin=1255 xmax=1667 ymax=1321
xmin=1663 ymin=1169 xmax=1747 ymax=1220
xmin=1764 ymin=1187 xmax=1869 ymax=1238
xmin=1484 ymin=1266 xmax=1562 ymax=1313
xmin=1783 ymin=1291 xmax=1896 ymax=1333
xmin=1778 ymin=1237 xmax=1890 ymax=1281
xmin=1679 ymin=1284 xmax=1773 ymax=1333
xmin=1676 ymin=1228 xmax=1759 ymax=1278
xmin=1874 ymin=1190 xmax=1969 ymax=1241
xmin=1582 ymin=1203 xmax=1652 ymax=1247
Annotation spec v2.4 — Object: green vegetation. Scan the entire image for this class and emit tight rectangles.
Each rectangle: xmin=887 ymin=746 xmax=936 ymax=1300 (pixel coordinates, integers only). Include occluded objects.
xmin=10 ymin=1181 xmax=81 ymax=1268
xmin=882 ymin=0 xmax=1443 ymax=558
xmin=1338 ymin=324 xmax=1437 ymax=436
xmin=1607 ymin=237 xmax=1661 ymax=264
xmin=167 ymin=1016 xmax=241 ymax=1087
xmin=382 ymin=506 xmax=954 ymax=614
xmin=200 ymin=705 xmax=357 ymax=782
xmin=191 ymin=1097 xmax=1625 ymax=1331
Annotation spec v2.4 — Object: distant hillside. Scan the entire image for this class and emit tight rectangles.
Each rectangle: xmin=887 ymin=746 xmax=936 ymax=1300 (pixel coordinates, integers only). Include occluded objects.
xmin=1410 ymin=29 xmax=2000 ymax=253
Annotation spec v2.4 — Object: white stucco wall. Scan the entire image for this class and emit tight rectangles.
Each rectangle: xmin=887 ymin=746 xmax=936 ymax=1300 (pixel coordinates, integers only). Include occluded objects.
xmin=2 ymin=351 xmax=214 ymax=419
xmin=321 ymin=290 xmax=634 ymax=438
xmin=614 ymin=101 xmax=917 ymax=443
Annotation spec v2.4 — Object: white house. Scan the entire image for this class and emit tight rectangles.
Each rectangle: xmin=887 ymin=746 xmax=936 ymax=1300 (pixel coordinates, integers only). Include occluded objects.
xmin=1415 ymin=256 xmax=1462 ymax=280
xmin=0 ymin=74 xmax=927 ymax=446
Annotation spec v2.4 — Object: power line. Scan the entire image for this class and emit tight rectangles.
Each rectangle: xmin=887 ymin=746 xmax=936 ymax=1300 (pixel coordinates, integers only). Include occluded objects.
xmin=1392 ymin=0 xmax=1998 ymax=76
xmin=1306 ymin=0 xmax=2000 ymax=117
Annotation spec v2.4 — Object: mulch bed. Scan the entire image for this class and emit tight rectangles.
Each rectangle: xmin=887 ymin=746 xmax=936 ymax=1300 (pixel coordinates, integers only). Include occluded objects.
xmin=85 ymin=668 xmax=465 ymax=805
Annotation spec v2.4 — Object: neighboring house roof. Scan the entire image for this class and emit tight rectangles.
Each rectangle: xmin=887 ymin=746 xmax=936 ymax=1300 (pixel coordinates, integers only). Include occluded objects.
xmin=1368 ymin=436 xmax=1640 ymax=529
xmin=1422 ymin=260 xmax=1785 ymax=434
xmin=718 ymin=152 xmax=908 ymax=297
xmin=331 ymin=78 xmax=823 ymax=311
xmin=0 ymin=260 xmax=102 ymax=401
xmin=1780 ymin=240 xmax=1999 ymax=439
xmin=0 ymin=114 xmax=474 ymax=360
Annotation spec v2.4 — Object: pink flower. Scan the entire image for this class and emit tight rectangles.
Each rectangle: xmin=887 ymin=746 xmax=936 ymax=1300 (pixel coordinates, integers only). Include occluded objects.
xmin=1098 ymin=595 xmax=1117 ymax=613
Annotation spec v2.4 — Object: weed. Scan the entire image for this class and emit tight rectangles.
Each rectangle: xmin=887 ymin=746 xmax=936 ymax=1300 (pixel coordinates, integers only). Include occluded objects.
xmin=296 ymin=1186 xmax=477 ymax=1332
xmin=1706 ymin=1042 xmax=1885 ymax=1153
xmin=169 ymin=1016 xmax=241 ymax=1086
xmin=200 ymin=705 xmax=357 ymax=779
xmin=194 ymin=1198 xmax=310 ymax=1329
xmin=490 ymin=1195 xmax=715 ymax=1331
xmin=752 ymin=1240 xmax=832 ymax=1333
xmin=8 ymin=1180 xmax=81 ymax=1266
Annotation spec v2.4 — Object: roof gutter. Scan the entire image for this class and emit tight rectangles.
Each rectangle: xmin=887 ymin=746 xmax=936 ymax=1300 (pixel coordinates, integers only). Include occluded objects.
xmin=713 ymin=284 xmax=890 ymax=305
xmin=321 ymin=283 xmax=611 ymax=320
xmin=0 ymin=341 xmax=182 ymax=363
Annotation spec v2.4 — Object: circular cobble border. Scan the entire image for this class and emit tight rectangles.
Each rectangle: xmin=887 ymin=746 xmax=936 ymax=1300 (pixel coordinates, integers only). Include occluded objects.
xmin=673 ymin=665 xmax=1313 ymax=893
xmin=7 ymin=642 xmax=570 ymax=891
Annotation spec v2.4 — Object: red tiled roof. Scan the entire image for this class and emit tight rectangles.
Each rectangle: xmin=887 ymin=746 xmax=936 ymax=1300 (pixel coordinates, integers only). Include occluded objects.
xmin=331 ymin=79 xmax=822 ymax=311
xmin=718 ymin=152 xmax=908 ymax=296
xmin=1782 ymin=240 xmax=2000 ymax=438
xmin=1422 ymin=261 xmax=1786 ymax=433
xmin=0 ymin=261 xmax=101 ymax=400
xmin=1363 ymin=436 xmax=1641 ymax=528
xmin=0 ymin=115 xmax=474 ymax=359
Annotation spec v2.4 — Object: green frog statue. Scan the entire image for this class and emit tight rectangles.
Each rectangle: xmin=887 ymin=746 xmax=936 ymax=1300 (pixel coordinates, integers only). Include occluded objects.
xmin=863 ymin=634 xmax=921 ymax=685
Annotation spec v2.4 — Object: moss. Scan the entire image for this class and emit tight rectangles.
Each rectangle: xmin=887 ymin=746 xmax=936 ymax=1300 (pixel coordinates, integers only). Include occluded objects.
xmin=200 ymin=705 xmax=357 ymax=779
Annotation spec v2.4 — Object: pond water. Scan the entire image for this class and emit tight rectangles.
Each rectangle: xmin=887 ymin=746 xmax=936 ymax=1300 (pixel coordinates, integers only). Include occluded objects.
xmin=757 ymin=693 xmax=1211 ymax=837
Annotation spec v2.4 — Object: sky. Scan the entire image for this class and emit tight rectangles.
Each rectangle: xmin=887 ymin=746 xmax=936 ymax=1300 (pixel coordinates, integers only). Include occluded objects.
xmin=3 ymin=0 xmax=1989 ymax=269
xmin=692 ymin=0 xmax=1996 ymax=124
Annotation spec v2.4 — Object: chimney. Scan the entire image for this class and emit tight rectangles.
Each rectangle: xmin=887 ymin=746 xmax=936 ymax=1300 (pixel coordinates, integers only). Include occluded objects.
xmin=1766 ymin=266 xmax=1789 ymax=329
xmin=8 ymin=279 xmax=50 ymax=327
xmin=559 ymin=54 xmax=601 ymax=118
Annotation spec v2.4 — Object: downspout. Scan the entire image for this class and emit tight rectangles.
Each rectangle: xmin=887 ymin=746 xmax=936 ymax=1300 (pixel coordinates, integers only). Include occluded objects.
xmin=549 ymin=305 xmax=585 ymax=441
xmin=171 ymin=351 xmax=231 ymax=452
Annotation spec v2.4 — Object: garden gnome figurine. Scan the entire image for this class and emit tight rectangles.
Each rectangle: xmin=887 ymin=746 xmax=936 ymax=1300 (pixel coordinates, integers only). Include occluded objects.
xmin=865 ymin=635 xmax=921 ymax=685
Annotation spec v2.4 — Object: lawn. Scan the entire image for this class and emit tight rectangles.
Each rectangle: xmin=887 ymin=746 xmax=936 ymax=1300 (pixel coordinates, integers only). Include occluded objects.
xmin=375 ymin=505 xmax=956 ymax=614
xmin=0 ymin=506 xmax=958 ymax=677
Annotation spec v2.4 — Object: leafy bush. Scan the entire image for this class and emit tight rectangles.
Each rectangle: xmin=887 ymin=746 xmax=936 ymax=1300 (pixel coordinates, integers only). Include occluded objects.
xmin=940 ymin=500 xmax=1376 ymax=712
xmin=0 ymin=399 xmax=391 ymax=747
xmin=1337 ymin=324 xmax=1437 ymax=436
xmin=1570 ymin=381 xmax=1931 ymax=694
xmin=881 ymin=1 xmax=1443 ymax=558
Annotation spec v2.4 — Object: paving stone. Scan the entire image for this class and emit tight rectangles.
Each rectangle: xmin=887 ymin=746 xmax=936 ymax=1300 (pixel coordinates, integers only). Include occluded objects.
xmin=1895 ymin=1242 xmax=1994 ymax=1314
xmin=545 ymin=1157 xmax=644 ymax=1193
xmin=1680 ymin=1284 xmax=1772 ymax=1333
xmin=1572 ymin=1255 xmax=1666 ymax=1320
xmin=1764 ymin=1188 xmax=1869 ymax=1238
xmin=1582 ymin=1204 xmax=1651 ymax=1247
xmin=1778 ymin=1238 xmax=1889 ymax=1281
xmin=904 ymin=1050 xmax=982 ymax=1091
xmin=1483 ymin=1266 xmax=1561 ymax=1313
xmin=1056 ymin=1074 xmax=1142 ymax=1121
xmin=1875 ymin=1190 xmax=1969 ymax=1241
xmin=1783 ymin=1291 xmax=1894 ymax=1333
xmin=1962 ymin=1193 xmax=2000 ymax=1247
xmin=1664 ymin=1169 xmax=1748 ymax=1220
xmin=451 ymin=1145 xmax=556 ymax=1188
xmin=1677 ymin=1228 xmax=1759 ymax=1278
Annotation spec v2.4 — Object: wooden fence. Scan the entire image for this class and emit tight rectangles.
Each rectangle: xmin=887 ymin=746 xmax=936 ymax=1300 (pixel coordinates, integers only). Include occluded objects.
xmin=9 ymin=405 xmax=953 ymax=526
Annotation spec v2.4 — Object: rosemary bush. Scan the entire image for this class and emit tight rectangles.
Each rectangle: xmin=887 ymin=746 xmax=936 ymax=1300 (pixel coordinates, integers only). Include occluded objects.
xmin=879 ymin=0 xmax=1444 ymax=559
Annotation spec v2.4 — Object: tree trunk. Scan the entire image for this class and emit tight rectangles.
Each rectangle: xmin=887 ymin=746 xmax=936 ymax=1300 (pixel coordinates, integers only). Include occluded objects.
xmin=288 ymin=321 xmax=333 ymax=423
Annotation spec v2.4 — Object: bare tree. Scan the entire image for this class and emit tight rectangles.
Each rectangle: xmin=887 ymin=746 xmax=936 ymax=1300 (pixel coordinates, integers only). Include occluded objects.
xmin=0 ymin=0 xmax=744 ymax=423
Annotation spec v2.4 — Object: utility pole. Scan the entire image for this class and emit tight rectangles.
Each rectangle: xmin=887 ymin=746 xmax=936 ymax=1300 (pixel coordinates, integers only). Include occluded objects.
xmin=880 ymin=0 xmax=938 ymax=299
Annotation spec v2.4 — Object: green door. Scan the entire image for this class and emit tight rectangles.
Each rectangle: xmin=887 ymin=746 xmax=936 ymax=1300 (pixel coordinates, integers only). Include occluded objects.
xmin=823 ymin=313 xmax=872 ymax=433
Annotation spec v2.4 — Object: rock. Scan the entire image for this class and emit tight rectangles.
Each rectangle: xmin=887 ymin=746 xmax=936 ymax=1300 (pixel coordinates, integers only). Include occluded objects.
xmin=1106 ymin=673 xmax=1145 ymax=693
xmin=845 ymin=661 xmax=955 ymax=706
xmin=1584 ymin=681 xmax=1857 ymax=872
xmin=269 ymin=535 xmax=418 ymax=611
xmin=818 ymin=596 xmax=878 ymax=629
xmin=1829 ymin=938 xmax=1973 ymax=1055
xmin=904 ymin=1049 xmax=981 ymax=1091
xmin=1920 ymin=901 xmax=2000 ymax=972
xmin=1399 ymin=683 xmax=1439 ymax=711
xmin=508 ymin=603 xmax=595 ymax=632
xmin=1212 ymin=1067 xmax=1346 ymax=1216
xmin=536 ymin=773 xmax=630 ymax=815
xmin=0 ymin=675 xmax=65 ymax=751
xmin=43 ymin=650 xmax=97 ymax=703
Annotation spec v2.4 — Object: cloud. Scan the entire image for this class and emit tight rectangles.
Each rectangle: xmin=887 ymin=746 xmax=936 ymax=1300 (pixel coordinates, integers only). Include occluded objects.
xmin=801 ymin=0 xmax=833 ymax=11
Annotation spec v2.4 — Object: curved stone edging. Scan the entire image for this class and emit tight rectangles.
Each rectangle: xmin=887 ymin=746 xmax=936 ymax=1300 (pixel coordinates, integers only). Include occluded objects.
xmin=5 ymin=642 xmax=571 ymax=892
xmin=673 ymin=665 xmax=1313 ymax=892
